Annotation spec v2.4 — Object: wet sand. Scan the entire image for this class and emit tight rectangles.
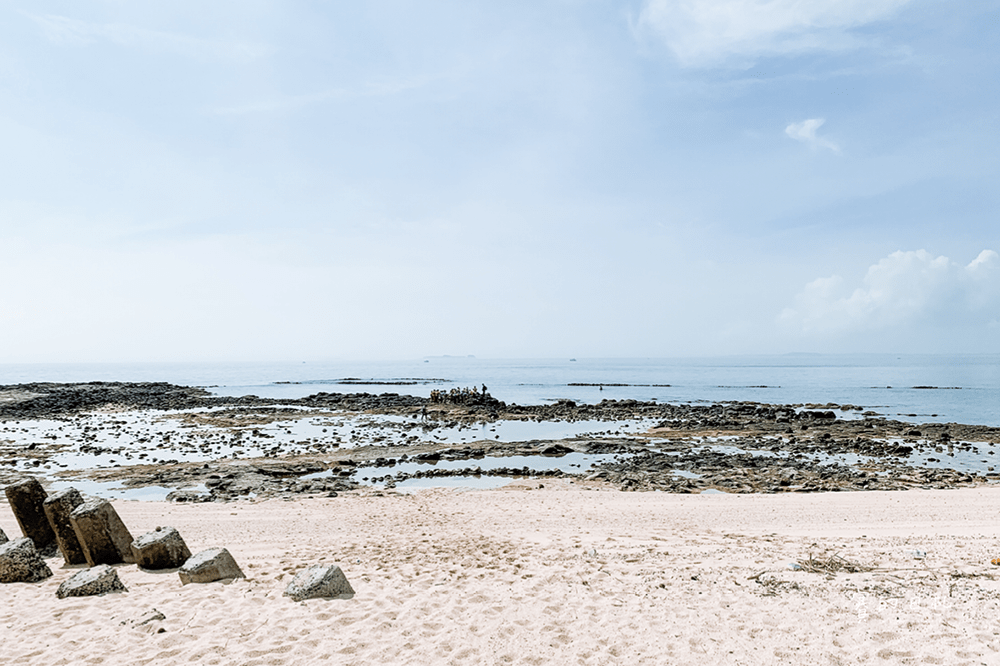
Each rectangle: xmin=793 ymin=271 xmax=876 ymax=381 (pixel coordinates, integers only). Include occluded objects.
xmin=4 ymin=482 xmax=1000 ymax=665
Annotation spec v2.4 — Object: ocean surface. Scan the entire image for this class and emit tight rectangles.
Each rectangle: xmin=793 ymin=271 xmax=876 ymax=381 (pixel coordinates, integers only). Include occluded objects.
xmin=1 ymin=354 xmax=998 ymax=426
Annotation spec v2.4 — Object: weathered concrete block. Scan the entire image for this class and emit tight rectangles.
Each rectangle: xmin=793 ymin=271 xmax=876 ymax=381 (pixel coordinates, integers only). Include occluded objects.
xmin=178 ymin=547 xmax=244 ymax=584
xmin=0 ymin=537 xmax=53 ymax=583
xmin=283 ymin=564 xmax=355 ymax=601
xmin=131 ymin=526 xmax=191 ymax=570
xmin=43 ymin=487 xmax=87 ymax=565
xmin=56 ymin=564 xmax=127 ymax=598
xmin=70 ymin=498 xmax=135 ymax=566
xmin=4 ymin=478 xmax=56 ymax=551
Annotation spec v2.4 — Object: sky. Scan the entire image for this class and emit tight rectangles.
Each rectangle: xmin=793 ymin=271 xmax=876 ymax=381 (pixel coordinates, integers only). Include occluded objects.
xmin=0 ymin=0 xmax=997 ymax=362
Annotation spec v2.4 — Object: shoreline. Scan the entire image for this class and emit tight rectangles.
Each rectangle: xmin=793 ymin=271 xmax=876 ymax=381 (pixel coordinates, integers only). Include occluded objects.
xmin=2 ymin=382 xmax=1000 ymax=499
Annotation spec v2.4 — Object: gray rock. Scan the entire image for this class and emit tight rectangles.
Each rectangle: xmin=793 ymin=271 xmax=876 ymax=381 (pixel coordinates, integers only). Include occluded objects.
xmin=56 ymin=564 xmax=127 ymax=598
xmin=0 ymin=537 xmax=53 ymax=583
xmin=4 ymin=477 xmax=57 ymax=552
xmin=178 ymin=547 xmax=245 ymax=584
xmin=69 ymin=498 xmax=136 ymax=566
xmin=43 ymin=487 xmax=87 ymax=565
xmin=131 ymin=526 xmax=191 ymax=570
xmin=0 ymin=527 xmax=7 ymax=545
xmin=283 ymin=564 xmax=355 ymax=601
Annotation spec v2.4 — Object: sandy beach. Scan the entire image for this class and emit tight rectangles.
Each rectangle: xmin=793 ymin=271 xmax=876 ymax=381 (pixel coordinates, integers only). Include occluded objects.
xmin=4 ymin=482 xmax=1000 ymax=665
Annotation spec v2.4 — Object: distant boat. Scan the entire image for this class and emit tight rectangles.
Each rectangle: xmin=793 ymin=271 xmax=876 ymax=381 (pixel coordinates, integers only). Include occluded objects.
xmin=569 ymin=358 xmax=577 ymax=362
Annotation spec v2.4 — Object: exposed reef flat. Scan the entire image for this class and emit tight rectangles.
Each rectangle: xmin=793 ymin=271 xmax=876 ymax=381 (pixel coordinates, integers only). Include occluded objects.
xmin=1 ymin=382 xmax=998 ymax=499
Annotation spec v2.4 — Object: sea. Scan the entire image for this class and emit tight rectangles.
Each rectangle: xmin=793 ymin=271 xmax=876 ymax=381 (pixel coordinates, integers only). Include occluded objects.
xmin=1 ymin=354 xmax=998 ymax=427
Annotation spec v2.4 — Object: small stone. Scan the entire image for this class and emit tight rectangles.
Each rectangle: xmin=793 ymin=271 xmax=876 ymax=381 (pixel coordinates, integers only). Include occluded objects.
xmin=56 ymin=564 xmax=127 ymax=598
xmin=0 ymin=527 xmax=7 ymax=545
xmin=4 ymin=478 xmax=57 ymax=552
xmin=131 ymin=526 xmax=191 ymax=570
xmin=43 ymin=487 xmax=87 ymax=565
xmin=283 ymin=564 xmax=355 ymax=601
xmin=178 ymin=547 xmax=245 ymax=584
xmin=0 ymin=537 xmax=53 ymax=583
xmin=70 ymin=498 xmax=136 ymax=566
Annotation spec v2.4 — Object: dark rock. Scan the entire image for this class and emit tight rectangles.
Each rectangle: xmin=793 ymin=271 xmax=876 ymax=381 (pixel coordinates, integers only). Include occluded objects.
xmin=0 ymin=537 xmax=53 ymax=583
xmin=131 ymin=526 xmax=192 ymax=570
xmin=56 ymin=564 xmax=127 ymax=598
xmin=43 ymin=487 xmax=87 ymax=565
xmin=70 ymin=498 xmax=136 ymax=566
xmin=4 ymin=477 xmax=57 ymax=552
xmin=0 ymin=527 xmax=7 ymax=544
xmin=178 ymin=547 xmax=244 ymax=584
xmin=284 ymin=564 xmax=355 ymax=601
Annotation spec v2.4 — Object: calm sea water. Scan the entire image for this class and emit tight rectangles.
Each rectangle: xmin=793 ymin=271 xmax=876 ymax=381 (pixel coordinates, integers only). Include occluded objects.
xmin=1 ymin=355 xmax=998 ymax=426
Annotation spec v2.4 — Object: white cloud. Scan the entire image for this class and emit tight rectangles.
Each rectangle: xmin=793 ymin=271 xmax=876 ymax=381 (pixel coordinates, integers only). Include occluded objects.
xmin=780 ymin=249 xmax=1000 ymax=336
xmin=785 ymin=118 xmax=840 ymax=153
xmin=29 ymin=14 xmax=270 ymax=63
xmin=639 ymin=0 xmax=912 ymax=67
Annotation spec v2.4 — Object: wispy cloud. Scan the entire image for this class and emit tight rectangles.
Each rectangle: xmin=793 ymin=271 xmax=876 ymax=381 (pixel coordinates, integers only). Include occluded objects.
xmin=29 ymin=14 xmax=271 ymax=63
xmin=210 ymin=75 xmax=450 ymax=116
xmin=639 ymin=0 xmax=913 ymax=67
xmin=780 ymin=249 xmax=1000 ymax=335
xmin=785 ymin=118 xmax=840 ymax=153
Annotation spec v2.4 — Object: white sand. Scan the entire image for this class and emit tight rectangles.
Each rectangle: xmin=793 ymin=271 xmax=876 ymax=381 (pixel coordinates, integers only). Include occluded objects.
xmin=4 ymin=482 xmax=1000 ymax=665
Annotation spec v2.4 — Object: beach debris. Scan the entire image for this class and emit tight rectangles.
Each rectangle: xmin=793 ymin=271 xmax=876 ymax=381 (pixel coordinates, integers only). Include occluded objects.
xmin=69 ymin=498 xmax=136 ymax=566
xmin=131 ymin=526 xmax=192 ymax=570
xmin=4 ymin=477 xmax=57 ymax=554
xmin=796 ymin=552 xmax=872 ymax=575
xmin=754 ymin=574 xmax=803 ymax=596
xmin=130 ymin=609 xmax=166 ymax=627
xmin=56 ymin=564 xmax=128 ymax=598
xmin=42 ymin=487 xmax=87 ymax=565
xmin=178 ymin=547 xmax=245 ymax=584
xmin=283 ymin=564 xmax=355 ymax=601
xmin=991 ymin=558 xmax=1000 ymax=566
xmin=788 ymin=562 xmax=802 ymax=571
xmin=910 ymin=550 xmax=927 ymax=560
xmin=0 ymin=537 xmax=53 ymax=583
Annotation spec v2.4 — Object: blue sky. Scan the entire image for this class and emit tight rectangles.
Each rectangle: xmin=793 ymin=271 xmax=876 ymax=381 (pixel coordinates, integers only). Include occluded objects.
xmin=0 ymin=1 xmax=997 ymax=362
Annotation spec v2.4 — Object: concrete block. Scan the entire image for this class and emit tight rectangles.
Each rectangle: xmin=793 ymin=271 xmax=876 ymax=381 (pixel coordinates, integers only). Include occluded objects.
xmin=131 ymin=526 xmax=191 ymax=570
xmin=284 ymin=564 xmax=355 ymax=601
xmin=43 ymin=487 xmax=87 ymax=565
xmin=56 ymin=564 xmax=128 ymax=598
xmin=4 ymin=478 xmax=56 ymax=552
xmin=70 ymin=498 xmax=135 ymax=566
xmin=0 ymin=537 xmax=53 ymax=583
xmin=178 ymin=547 xmax=244 ymax=584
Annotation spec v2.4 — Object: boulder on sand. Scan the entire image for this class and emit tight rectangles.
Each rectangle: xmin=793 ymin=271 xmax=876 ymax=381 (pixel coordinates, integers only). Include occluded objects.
xmin=283 ymin=564 xmax=355 ymax=601
xmin=43 ymin=487 xmax=87 ymax=565
xmin=178 ymin=547 xmax=245 ymax=584
xmin=0 ymin=537 xmax=53 ymax=584
xmin=4 ymin=478 xmax=57 ymax=553
xmin=0 ymin=527 xmax=7 ymax=545
xmin=70 ymin=498 xmax=136 ymax=566
xmin=56 ymin=564 xmax=128 ymax=599
xmin=131 ymin=526 xmax=192 ymax=570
